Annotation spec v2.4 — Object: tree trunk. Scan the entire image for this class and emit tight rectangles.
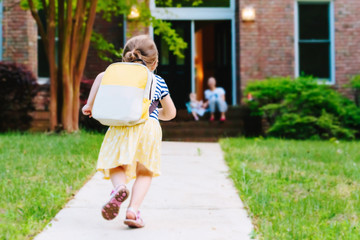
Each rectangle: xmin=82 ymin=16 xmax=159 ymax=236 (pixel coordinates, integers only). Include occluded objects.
xmin=61 ymin=0 xmax=74 ymax=132
xmin=70 ymin=0 xmax=98 ymax=131
xmin=48 ymin=0 xmax=58 ymax=131
xmin=27 ymin=0 xmax=98 ymax=132
xmin=62 ymin=78 xmax=74 ymax=131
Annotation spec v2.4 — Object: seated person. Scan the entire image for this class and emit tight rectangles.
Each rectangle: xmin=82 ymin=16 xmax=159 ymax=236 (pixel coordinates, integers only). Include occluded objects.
xmin=188 ymin=93 xmax=206 ymax=121
xmin=203 ymin=77 xmax=228 ymax=122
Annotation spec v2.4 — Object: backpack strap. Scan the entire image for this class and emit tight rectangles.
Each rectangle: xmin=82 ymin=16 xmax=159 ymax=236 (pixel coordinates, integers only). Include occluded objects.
xmin=131 ymin=59 xmax=147 ymax=66
xmin=149 ymin=73 xmax=159 ymax=115
xmin=149 ymin=100 xmax=159 ymax=115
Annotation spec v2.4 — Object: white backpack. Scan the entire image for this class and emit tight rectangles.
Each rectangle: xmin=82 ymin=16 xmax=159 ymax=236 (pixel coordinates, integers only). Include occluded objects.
xmin=92 ymin=62 xmax=157 ymax=126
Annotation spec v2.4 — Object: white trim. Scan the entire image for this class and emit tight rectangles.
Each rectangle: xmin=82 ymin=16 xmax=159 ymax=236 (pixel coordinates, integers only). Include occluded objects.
xmin=150 ymin=0 xmax=235 ymax=20
xmin=190 ymin=20 xmax=195 ymax=93
xmin=294 ymin=0 xmax=335 ymax=84
xmin=123 ymin=15 xmax=127 ymax=44
xmin=329 ymin=1 xmax=336 ymax=85
xmin=151 ymin=8 xmax=234 ymax=20
xmin=231 ymin=18 xmax=236 ymax=105
xmin=0 ymin=1 xmax=2 ymax=61
xmin=38 ymin=77 xmax=50 ymax=85
xmin=149 ymin=25 xmax=154 ymax=39
xmin=150 ymin=0 xmax=237 ymax=104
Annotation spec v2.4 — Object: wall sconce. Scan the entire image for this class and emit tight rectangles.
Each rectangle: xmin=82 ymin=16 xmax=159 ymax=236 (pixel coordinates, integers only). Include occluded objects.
xmin=128 ymin=5 xmax=140 ymax=20
xmin=242 ymin=6 xmax=256 ymax=22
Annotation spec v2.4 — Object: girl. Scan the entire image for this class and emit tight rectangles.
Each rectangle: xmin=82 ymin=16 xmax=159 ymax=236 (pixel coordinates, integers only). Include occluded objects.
xmin=82 ymin=35 xmax=176 ymax=228
xmin=189 ymin=93 xmax=205 ymax=121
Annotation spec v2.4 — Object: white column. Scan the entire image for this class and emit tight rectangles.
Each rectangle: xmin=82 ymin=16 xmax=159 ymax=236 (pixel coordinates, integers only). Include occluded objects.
xmin=191 ymin=20 xmax=195 ymax=93
xmin=123 ymin=16 xmax=127 ymax=44
xmin=231 ymin=18 xmax=237 ymax=105
xmin=329 ymin=1 xmax=336 ymax=84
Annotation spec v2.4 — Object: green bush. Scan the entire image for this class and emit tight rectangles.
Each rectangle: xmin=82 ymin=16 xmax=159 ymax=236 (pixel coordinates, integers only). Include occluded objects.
xmin=245 ymin=77 xmax=360 ymax=139
xmin=350 ymin=74 xmax=360 ymax=107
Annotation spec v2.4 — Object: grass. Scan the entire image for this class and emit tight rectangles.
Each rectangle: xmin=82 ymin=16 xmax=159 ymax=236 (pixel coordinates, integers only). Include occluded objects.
xmin=220 ymin=138 xmax=360 ymax=240
xmin=0 ymin=132 xmax=103 ymax=240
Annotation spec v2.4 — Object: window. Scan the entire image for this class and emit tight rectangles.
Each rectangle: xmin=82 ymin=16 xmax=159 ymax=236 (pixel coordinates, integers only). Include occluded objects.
xmin=297 ymin=2 xmax=333 ymax=81
xmin=155 ymin=0 xmax=230 ymax=8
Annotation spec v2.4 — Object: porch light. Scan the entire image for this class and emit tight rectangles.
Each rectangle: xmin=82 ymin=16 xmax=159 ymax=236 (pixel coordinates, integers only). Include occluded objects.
xmin=128 ymin=6 xmax=140 ymax=20
xmin=242 ymin=6 xmax=256 ymax=22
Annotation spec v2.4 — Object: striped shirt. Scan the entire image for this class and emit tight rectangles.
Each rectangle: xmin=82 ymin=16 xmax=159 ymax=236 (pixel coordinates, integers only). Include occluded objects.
xmin=150 ymin=75 xmax=169 ymax=120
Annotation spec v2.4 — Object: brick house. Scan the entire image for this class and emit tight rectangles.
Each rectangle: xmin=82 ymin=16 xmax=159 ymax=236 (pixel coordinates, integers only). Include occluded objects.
xmin=1 ymin=0 xmax=360 ymax=110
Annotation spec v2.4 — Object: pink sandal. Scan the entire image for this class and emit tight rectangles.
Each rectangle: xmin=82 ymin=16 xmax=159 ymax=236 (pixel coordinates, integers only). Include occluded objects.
xmin=124 ymin=207 xmax=145 ymax=228
xmin=101 ymin=184 xmax=129 ymax=220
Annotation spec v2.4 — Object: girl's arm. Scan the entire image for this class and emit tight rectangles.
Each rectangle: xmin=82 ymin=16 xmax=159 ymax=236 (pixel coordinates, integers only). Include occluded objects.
xmin=82 ymin=72 xmax=104 ymax=117
xmin=158 ymin=95 xmax=176 ymax=121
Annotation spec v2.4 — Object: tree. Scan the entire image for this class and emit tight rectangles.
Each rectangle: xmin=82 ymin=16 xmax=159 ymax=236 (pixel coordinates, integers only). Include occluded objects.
xmin=20 ymin=0 xmax=190 ymax=132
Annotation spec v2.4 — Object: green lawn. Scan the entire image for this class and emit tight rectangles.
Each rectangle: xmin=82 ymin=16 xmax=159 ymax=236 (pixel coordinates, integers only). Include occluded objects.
xmin=0 ymin=132 xmax=103 ymax=240
xmin=220 ymin=138 xmax=360 ymax=240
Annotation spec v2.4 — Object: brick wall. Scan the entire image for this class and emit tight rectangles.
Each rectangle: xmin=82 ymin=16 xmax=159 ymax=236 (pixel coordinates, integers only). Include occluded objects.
xmin=239 ymin=0 xmax=295 ymax=91
xmin=333 ymin=1 xmax=360 ymax=96
xmin=126 ymin=20 xmax=149 ymax=40
xmin=239 ymin=0 xmax=360 ymax=99
xmin=2 ymin=0 xmax=37 ymax=76
xmin=84 ymin=14 xmax=124 ymax=79
xmin=84 ymin=17 xmax=149 ymax=80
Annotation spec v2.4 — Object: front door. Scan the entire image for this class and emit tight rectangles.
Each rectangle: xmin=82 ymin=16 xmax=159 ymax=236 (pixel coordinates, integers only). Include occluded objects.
xmin=195 ymin=20 xmax=232 ymax=104
xmin=154 ymin=21 xmax=192 ymax=109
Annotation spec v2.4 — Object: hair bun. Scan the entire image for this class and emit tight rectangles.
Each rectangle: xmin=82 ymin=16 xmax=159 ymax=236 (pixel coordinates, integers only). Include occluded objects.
xmin=124 ymin=49 xmax=142 ymax=62
xmin=122 ymin=35 xmax=158 ymax=67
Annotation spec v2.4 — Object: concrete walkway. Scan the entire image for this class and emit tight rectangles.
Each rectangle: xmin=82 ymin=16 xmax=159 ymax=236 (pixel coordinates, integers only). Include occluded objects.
xmin=35 ymin=142 xmax=254 ymax=240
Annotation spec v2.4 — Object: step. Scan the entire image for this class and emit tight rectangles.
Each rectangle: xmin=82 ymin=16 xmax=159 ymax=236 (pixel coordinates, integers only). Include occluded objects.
xmin=162 ymin=128 xmax=242 ymax=139
xmin=29 ymin=120 xmax=50 ymax=132
xmin=29 ymin=111 xmax=50 ymax=120
xmin=160 ymin=120 xmax=243 ymax=129
xmin=162 ymin=137 xmax=219 ymax=142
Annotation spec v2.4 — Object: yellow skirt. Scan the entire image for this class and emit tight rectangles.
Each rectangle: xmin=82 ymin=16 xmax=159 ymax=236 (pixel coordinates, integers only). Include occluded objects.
xmin=96 ymin=118 xmax=162 ymax=182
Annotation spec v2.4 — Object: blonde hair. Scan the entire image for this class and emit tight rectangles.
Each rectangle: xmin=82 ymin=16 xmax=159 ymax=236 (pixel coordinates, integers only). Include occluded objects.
xmin=122 ymin=35 xmax=158 ymax=70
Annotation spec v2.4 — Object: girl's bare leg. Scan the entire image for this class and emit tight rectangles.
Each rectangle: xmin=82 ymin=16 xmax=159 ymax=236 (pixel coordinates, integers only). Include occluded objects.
xmin=110 ymin=166 xmax=127 ymax=188
xmin=221 ymin=112 xmax=226 ymax=119
xmin=192 ymin=111 xmax=199 ymax=121
xmin=126 ymin=163 xmax=152 ymax=219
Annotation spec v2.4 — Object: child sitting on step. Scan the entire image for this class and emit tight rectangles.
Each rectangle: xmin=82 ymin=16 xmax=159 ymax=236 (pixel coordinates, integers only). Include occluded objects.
xmin=189 ymin=93 xmax=206 ymax=121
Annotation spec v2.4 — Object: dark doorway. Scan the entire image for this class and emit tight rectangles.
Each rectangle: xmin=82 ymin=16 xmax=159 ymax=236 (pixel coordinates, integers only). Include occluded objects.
xmin=195 ymin=20 xmax=232 ymax=104
xmin=154 ymin=21 xmax=192 ymax=109
xmin=155 ymin=20 xmax=232 ymax=108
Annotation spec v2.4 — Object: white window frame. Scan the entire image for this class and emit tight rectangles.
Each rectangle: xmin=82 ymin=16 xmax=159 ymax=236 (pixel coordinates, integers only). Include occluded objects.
xmin=294 ymin=0 xmax=335 ymax=84
xmin=149 ymin=0 xmax=237 ymax=105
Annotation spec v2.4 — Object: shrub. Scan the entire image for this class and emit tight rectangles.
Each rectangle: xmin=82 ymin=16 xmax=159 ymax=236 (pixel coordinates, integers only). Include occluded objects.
xmin=0 ymin=62 xmax=38 ymax=132
xmin=245 ymin=77 xmax=360 ymax=139
xmin=350 ymin=74 xmax=360 ymax=107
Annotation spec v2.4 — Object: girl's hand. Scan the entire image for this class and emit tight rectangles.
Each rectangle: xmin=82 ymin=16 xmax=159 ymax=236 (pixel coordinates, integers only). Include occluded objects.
xmin=82 ymin=104 xmax=93 ymax=118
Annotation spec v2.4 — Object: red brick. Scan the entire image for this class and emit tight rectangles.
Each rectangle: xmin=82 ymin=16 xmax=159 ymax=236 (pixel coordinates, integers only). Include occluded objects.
xmin=2 ymin=0 xmax=37 ymax=76
xmin=239 ymin=0 xmax=360 ymax=99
